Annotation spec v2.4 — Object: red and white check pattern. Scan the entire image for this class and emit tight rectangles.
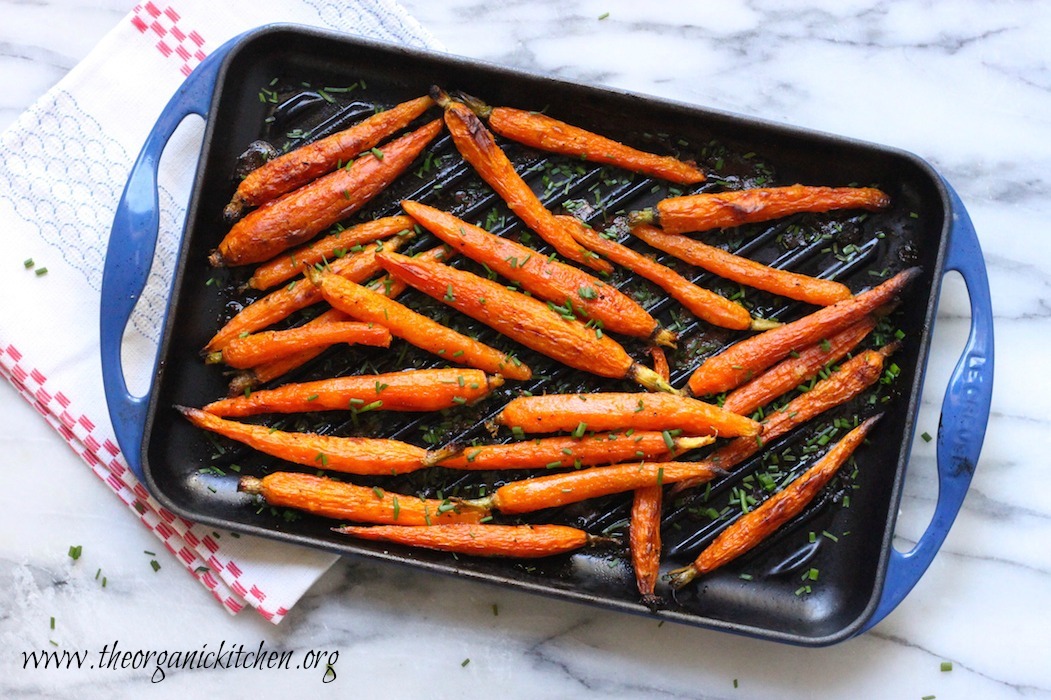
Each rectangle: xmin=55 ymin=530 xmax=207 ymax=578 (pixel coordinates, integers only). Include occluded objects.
xmin=0 ymin=340 xmax=292 ymax=620
xmin=131 ymin=3 xmax=207 ymax=76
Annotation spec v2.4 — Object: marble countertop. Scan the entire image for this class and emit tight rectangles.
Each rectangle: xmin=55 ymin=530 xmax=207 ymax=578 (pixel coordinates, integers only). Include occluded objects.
xmin=2 ymin=1 xmax=1048 ymax=698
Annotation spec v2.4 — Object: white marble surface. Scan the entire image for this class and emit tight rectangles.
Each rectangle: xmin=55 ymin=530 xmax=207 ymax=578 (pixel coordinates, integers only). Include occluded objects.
xmin=1 ymin=0 xmax=1049 ymax=698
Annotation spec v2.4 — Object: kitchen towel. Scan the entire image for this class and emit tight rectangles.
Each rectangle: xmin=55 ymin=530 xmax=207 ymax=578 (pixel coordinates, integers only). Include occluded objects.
xmin=0 ymin=0 xmax=440 ymax=623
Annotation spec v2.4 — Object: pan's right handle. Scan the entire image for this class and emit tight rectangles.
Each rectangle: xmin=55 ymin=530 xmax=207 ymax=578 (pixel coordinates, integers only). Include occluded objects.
xmin=861 ymin=179 xmax=994 ymax=632
xmin=99 ymin=33 xmax=246 ymax=482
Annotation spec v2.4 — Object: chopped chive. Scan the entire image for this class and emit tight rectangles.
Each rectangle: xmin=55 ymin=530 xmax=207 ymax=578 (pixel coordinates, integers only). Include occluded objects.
xmin=23 ymin=258 xmax=34 ymax=268
xmin=940 ymin=661 xmax=953 ymax=672
xmin=921 ymin=431 xmax=933 ymax=443
xmin=572 ymin=422 xmax=588 ymax=438
xmin=461 ymin=658 xmax=470 ymax=667
xmin=35 ymin=267 xmax=48 ymax=276
xmin=150 ymin=560 xmax=161 ymax=573
xmin=598 ymin=11 xmax=610 ymax=19
xmin=68 ymin=545 xmax=82 ymax=561
xmin=661 ymin=430 xmax=675 ymax=451
xmin=370 ymin=147 xmax=384 ymax=160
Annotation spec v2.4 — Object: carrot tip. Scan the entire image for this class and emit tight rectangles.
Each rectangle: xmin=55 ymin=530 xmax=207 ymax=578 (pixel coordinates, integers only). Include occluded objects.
xmin=222 ymin=195 xmax=247 ymax=224
xmin=652 ymin=328 xmax=678 ymax=349
xmin=453 ymin=90 xmax=492 ymax=119
xmin=628 ymin=208 xmax=656 ymax=227
xmin=631 ymin=364 xmax=681 ymax=395
xmin=208 ymin=250 xmax=226 ymax=268
xmin=749 ymin=317 xmax=783 ymax=332
xmin=204 ymin=351 xmax=223 ymax=365
xmin=429 ymin=85 xmax=451 ymax=108
xmin=237 ymin=475 xmax=263 ymax=495
xmin=227 ymin=371 xmax=258 ymax=397
xmin=667 ymin=564 xmax=698 ymax=589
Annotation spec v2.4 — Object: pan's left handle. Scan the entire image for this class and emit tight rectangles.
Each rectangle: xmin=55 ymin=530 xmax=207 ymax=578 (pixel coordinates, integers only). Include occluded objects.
xmin=100 ymin=35 xmax=244 ymax=482
xmin=860 ymin=179 xmax=994 ymax=633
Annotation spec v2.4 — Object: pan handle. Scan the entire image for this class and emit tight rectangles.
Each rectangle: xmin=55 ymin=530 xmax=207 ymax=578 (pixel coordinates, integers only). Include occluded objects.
xmin=99 ymin=35 xmax=243 ymax=482
xmin=861 ymin=179 xmax=994 ymax=632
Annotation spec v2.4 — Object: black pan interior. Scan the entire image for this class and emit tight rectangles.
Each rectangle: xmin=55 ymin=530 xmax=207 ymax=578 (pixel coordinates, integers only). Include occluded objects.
xmin=143 ymin=25 xmax=949 ymax=645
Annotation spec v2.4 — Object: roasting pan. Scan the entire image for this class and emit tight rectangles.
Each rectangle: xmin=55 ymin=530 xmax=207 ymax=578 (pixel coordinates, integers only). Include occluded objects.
xmin=100 ymin=24 xmax=993 ymax=645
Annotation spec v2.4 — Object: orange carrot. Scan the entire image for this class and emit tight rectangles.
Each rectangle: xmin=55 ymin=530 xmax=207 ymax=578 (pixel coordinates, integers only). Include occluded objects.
xmin=203 ymin=368 xmax=503 ymax=417
xmin=238 ymin=472 xmax=487 ymax=525
xmin=631 ymin=485 xmax=663 ymax=606
xmin=434 ymin=431 xmax=713 ymax=471
xmin=246 ymin=216 xmax=414 ymax=290
xmin=431 ymin=87 xmax=611 ymax=274
xmin=465 ymin=461 xmax=725 ymax=514
xmin=311 ymin=267 xmax=531 ymax=380
xmin=672 ymin=344 xmax=895 ymax=494
xmin=457 ymin=92 xmax=705 ymax=184
xmin=720 ymin=317 xmax=876 ymax=416
xmin=562 ymin=216 xmax=775 ymax=331
xmin=686 ymin=267 xmax=920 ymax=397
xmin=630 ymin=184 xmax=892 ymax=235
xmin=376 ymin=251 xmax=673 ymax=392
xmin=223 ymin=95 xmax=434 ymax=220
xmin=669 ymin=415 xmax=880 ymax=588
xmin=206 ymin=321 xmax=391 ymax=369
xmin=203 ymin=236 xmax=410 ymax=354
xmin=632 ymin=345 xmax=672 ymax=606
xmin=226 ymin=245 xmax=456 ymax=395
xmin=494 ymin=392 xmax=760 ymax=438
xmin=179 ymin=406 xmax=449 ymax=475
xmin=402 ymin=200 xmax=675 ymax=346
xmin=631 ymin=223 xmax=853 ymax=306
xmin=212 ymin=119 xmax=442 ymax=266
xmin=333 ymin=523 xmax=600 ymax=558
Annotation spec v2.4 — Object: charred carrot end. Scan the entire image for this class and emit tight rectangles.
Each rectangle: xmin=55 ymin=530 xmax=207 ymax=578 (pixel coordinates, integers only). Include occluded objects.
xmin=631 ymin=184 xmax=892 ymax=236
xmin=238 ymin=472 xmax=488 ymax=525
xmin=203 ymin=368 xmax=503 ymax=417
xmin=687 ymin=267 xmax=921 ymax=397
xmin=631 ymin=223 xmax=853 ymax=307
xmin=311 ymin=267 xmax=532 ymax=381
xmin=179 ymin=406 xmax=437 ymax=475
xmin=720 ymin=316 xmax=877 ymax=416
xmin=376 ymin=250 xmax=660 ymax=388
xmin=631 ymin=485 xmax=664 ymax=606
xmin=455 ymin=92 xmax=705 ymax=185
xmin=402 ymin=201 xmax=673 ymax=346
xmin=247 ymin=215 xmax=415 ymax=290
xmin=435 ymin=431 xmax=713 ymax=470
xmin=467 ymin=460 xmax=725 ymax=514
xmin=224 ymin=95 xmax=434 ymax=221
xmin=563 ymin=217 xmax=758 ymax=331
xmin=430 ymin=86 xmax=612 ymax=274
xmin=212 ymin=119 xmax=442 ymax=267
xmin=206 ymin=322 xmax=392 ymax=369
xmin=333 ymin=523 xmax=597 ymax=558
xmin=669 ymin=415 xmax=881 ymax=588
xmin=496 ymin=392 xmax=759 ymax=438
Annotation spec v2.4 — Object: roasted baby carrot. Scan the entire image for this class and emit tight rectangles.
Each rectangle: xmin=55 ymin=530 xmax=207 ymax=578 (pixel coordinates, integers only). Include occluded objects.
xmin=720 ymin=316 xmax=876 ymax=416
xmin=212 ymin=119 xmax=442 ymax=267
xmin=246 ymin=216 xmax=414 ymax=290
xmin=431 ymin=87 xmax=611 ymax=274
xmin=204 ymin=236 xmax=410 ymax=354
xmin=206 ymin=321 xmax=391 ymax=369
xmin=669 ymin=415 xmax=880 ymax=588
xmin=179 ymin=406 xmax=449 ymax=475
xmin=563 ymin=216 xmax=775 ymax=331
xmin=402 ymin=200 xmax=676 ymax=346
xmin=377 ymin=252 xmax=674 ymax=392
xmin=227 ymin=246 xmax=457 ymax=395
xmin=631 ymin=223 xmax=853 ymax=306
xmin=238 ymin=472 xmax=487 ymax=525
xmin=494 ymin=392 xmax=760 ymax=438
xmin=333 ymin=523 xmax=601 ymax=558
xmin=458 ymin=92 xmax=705 ymax=185
xmin=632 ymin=345 xmax=672 ymax=606
xmin=686 ymin=267 xmax=920 ymax=397
xmin=630 ymin=184 xmax=891 ymax=235
xmin=464 ymin=461 xmax=725 ymax=514
xmin=223 ymin=95 xmax=434 ymax=220
xmin=631 ymin=485 xmax=663 ymax=607
xmin=435 ymin=431 xmax=713 ymax=471
xmin=203 ymin=368 xmax=503 ymax=417
xmin=672 ymin=344 xmax=895 ymax=494
xmin=311 ymin=268 xmax=532 ymax=380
